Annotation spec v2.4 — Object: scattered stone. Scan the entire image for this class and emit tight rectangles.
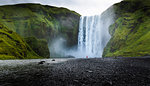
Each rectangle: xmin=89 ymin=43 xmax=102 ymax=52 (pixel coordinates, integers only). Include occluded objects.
xmin=148 ymin=75 xmax=150 ymax=79
xmin=102 ymin=81 xmax=113 ymax=86
xmin=38 ymin=61 xmax=46 ymax=64
xmin=73 ymin=80 xmax=79 ymax=82
xmin=52 ymin=59 xmax=55 ymax=61
xmin=1 ymin=83 xmax=12 ymax=86
xmin=82 ymin=84 xmax=86 ymax=86
xmin=86 ymin=70 xmax=93 ymax=73
xmin=46 ymin=63 xmax=50 ymax=65
xmin=1 ymin=58 xmax=150 ymax=85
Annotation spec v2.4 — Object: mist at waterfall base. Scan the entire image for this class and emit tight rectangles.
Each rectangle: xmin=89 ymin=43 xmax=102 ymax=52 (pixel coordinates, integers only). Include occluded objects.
xmin=49 ymin=7 xmax=114 ymax=58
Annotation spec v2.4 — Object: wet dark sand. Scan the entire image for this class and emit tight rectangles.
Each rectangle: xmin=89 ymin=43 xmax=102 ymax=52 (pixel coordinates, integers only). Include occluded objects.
xmin=0 ymin=58 xmax=150 ymax=86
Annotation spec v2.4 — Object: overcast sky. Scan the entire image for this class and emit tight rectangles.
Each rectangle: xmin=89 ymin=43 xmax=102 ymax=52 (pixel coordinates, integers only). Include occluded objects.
xmin=0 ymin=0 xmax=122 ymax=16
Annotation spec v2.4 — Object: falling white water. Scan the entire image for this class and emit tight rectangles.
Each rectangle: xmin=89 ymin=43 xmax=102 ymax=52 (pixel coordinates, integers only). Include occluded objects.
xmin=49 ymin=7 xmax=115 ymax=58
xmin=78 ymin=15 xmax=112 ymax=58
xmin=49 ymin=15 xmax=113 ymax=58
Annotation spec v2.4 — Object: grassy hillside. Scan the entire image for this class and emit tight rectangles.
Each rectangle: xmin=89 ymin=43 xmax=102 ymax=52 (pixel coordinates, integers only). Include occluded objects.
xmin=0 ymin=3 xmax=80 ymax=46
xmin=103 ymin=0 xmax=150 ymax=57
xmin=0 ymin=3 xmax=80 ymax=58
xmin=0 ymin=23 xmax=40 ymax=59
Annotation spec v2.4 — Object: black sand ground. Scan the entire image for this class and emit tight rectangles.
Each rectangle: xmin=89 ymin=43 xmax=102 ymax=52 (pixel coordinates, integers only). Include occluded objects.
xmin=0 ymin=58 xmax=150 ymax=86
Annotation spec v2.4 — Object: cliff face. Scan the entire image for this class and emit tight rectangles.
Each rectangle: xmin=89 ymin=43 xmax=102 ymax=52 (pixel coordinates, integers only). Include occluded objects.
xmin=103 ymin=0 xmax=150 ymax=57
xmin=0 ymin=23 xmax=40 ymax=59
xmin=0 ymin=3 xmax=80 ymax=58
xmin=24 ymin=37 xmax=50 ymax=58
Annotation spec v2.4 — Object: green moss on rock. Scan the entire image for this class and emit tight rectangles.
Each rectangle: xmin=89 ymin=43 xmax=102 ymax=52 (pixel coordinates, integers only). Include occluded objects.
xmin=0 ymin=4 xmax=80 ymax=57
xmin=103 ymin=0 xmax=150 ymax=57
xmin=0 ymin=23 xmax=40 ymax=59
xmin=25 ymin=37 xmax=50 ymax=58
xmin=0 ymin=3 xmax=80 ymax=46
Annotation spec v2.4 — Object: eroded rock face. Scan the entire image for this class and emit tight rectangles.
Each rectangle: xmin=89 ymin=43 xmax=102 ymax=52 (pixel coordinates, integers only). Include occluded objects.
xmin=25 ymin=37 xmax=50 ymax=58
xmin=0 ymin=3 xmax=80 ymax=58
xmin=0 ymin=4 xmax=80 ymax=45
xmin=103 ymin=0 xmax=150 ymax=57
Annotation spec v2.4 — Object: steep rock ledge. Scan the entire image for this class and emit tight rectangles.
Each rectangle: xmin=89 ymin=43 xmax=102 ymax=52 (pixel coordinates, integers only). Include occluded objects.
xmin=0 ymin=23 xmax=40 ymax=59
xmin=103 ymin=0 xmax=150 ymax=57
xmin=0 ymin=3 xmax=80 ymax=58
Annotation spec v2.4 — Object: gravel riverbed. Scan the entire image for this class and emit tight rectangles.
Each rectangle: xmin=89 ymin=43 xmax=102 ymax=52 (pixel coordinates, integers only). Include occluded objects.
xmin=0 ymin=58 xmax=150 ymax=86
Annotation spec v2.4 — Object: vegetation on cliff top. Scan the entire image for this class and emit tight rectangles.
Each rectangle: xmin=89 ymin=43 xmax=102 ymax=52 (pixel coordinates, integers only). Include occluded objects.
xmin=103 ymin=0 xmax=150 ymax=57
xmin=0 ymin=23 xmax=41 ymax=59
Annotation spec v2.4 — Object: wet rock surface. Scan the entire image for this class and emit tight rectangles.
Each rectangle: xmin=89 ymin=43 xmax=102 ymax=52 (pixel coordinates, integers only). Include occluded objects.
xmin=0 ymin=58 xmax=150 ymax=86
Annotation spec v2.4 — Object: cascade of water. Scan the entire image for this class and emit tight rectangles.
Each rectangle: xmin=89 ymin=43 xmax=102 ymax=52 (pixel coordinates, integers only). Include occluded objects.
xmin=49 ymin=7 xmax=114 ymax=58
xmin=78 ymin=15 xmax=111 ymax=58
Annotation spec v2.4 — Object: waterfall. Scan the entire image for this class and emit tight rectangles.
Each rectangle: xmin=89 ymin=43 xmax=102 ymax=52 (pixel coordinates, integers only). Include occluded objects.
xmin=78 ymin=15 xmax=112 ymax=58
xmin=49 ymin=7 xmax=114 ymax=58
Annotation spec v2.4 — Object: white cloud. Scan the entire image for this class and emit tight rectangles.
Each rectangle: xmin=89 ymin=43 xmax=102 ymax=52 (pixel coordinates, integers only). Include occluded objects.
xmin=0 ymin=0 xmax=122 ymax=16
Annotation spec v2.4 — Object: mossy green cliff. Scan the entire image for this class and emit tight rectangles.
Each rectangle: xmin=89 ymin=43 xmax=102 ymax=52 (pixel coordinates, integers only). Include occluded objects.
xmin=103 ymin=0 xmax=150 ymax=57
xmin=0 ymin=3 xmax=80 ymax=58
xmin=25 ymin=37 xmax=50 ymax=58
xmin=0 ymin=3 xmax=80 ymax=45
xmin=0 ymin=23 xmax=40 ymax=59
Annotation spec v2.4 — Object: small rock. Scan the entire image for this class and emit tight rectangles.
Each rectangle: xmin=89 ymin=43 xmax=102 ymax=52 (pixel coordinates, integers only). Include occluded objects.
xmin=73 ymin=80 xmax=79 ymax=82
xmin=38 ymin=61 xmax=46 ymax=64
xmin=102 ymin=81 xmax=113 ymax=86
xmin=82 ymin=84 xmax=86 ymax=86
xmin=47 ymin=63 xmax=50 ymax=65
xmin=52 ymin=59 xmax=55 ymax=61
xmin=148 ymin=75 xmax=150 ymax=79
xmin=86 ymin=70 xmax=93 ymax=73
